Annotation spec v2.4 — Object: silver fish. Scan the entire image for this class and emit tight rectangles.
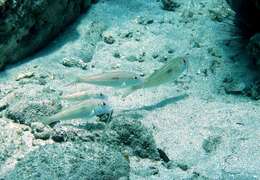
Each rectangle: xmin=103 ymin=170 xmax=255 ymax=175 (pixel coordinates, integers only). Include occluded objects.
xmin=41 ymin=99 xmax=112 ymax=125
xmin=123 ymin=57 xmax=187 ymax=97
xmin=63 ymin=91 xmax=107 ymax=101
xmin=74 ymin=71 xmax=143 ymax=88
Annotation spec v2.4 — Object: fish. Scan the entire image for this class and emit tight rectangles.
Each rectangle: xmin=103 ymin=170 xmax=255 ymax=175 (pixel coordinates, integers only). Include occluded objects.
xmin=123 ymin=57 xmax=187 ymax=97
xmin=41 ymin=99 xmax=112 ymax=125
xmin=73 ymin=71 xmax=143 ymax=88
xmin=62 ymin=91 xmax=107 ymax=101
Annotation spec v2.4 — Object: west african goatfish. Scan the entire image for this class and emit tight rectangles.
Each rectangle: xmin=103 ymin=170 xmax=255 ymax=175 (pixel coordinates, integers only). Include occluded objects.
xmin=73 ymin=71 xmax=143 ymax=88
xmin=123 ymin=57 xmax=187 ymax=97
xmin=41 ymin=99 xmax=112 ymax=125
xmin=62 ymin=91 xmax=107 ymax=101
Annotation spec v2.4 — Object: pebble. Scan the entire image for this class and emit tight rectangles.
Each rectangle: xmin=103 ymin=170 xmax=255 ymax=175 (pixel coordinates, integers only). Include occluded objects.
xmin=223 ymin=79 xmax=246 ymax=95
xmin=126 ymin=55 xmax=138 ymax=62
xmin=161 ymin=0 xmax=180 ymax=11
xmin=31 ymin=122 xmax=52 ymax=140
xmin=202 ymin=135 xmax=222 ymax=153
xmin=61 ymin=57 xmax=88 ymax=70
xmin=113 ymin=51 xmax=121 ymax=58
xmin=102 ymin=32 xmax=115 ymax=44
xmin=133 ymin=166 xmax=159 ymax=177
xmin=0 ymin=100 xmax=8 ymax=112
xmin=15 ymin=71 xmax=35 ymax=81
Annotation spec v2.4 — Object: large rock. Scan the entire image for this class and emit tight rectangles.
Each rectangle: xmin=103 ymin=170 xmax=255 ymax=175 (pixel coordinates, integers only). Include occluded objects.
xmin=0 ymin=0 xmax=92 ymax=69
xmin=4 ymin=142 xmax=130 ymax=180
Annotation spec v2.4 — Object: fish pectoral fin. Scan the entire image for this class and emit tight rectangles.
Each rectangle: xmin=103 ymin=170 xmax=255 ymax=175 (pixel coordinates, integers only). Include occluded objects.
xmin=90 ymin=109 xmax=96 ymax=116
xmin=121 ymin=82 xmax=127 ymax=87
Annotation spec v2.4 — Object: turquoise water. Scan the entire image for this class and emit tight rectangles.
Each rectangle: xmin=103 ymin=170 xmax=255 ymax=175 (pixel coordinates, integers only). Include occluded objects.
xmin=0 ymin=0 xmax=260 ymax=179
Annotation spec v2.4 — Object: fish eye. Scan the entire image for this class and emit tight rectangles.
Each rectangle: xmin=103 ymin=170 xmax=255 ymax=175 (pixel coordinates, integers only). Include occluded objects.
xmin=99 ymin=93 xmax=104 ymax=97
xmin=102 ymin=102 xmax=106 ymax=106
xmin=134 ymin=76 xmax=138 ymax=80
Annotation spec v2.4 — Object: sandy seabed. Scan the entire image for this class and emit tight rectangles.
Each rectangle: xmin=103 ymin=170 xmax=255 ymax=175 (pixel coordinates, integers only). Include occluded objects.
xmin=0 ymin=0 xmax=260 ymax=179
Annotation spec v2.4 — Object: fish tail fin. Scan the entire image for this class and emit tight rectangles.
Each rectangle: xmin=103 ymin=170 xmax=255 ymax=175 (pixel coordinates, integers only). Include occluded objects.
xmin=39 ymin=116 xmax=57 ymax=126
xmin=65 ymin=76 xmax=83 ymax=87
xmin=122 ymin=86 xmax=139 ymax=98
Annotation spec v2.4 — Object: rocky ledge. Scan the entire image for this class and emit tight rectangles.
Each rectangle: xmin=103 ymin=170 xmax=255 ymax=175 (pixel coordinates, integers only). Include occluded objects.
xmin=0 ymin=0 xmax=93 ymax=69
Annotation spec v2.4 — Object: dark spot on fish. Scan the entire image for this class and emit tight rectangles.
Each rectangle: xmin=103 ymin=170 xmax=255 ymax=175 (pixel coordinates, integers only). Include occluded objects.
xmin=112 ymin=76 xmax=120 ymax=80
xmin=157 ymin=148 xmax=170 ymax=163
xmin=166 ymin=68 xmax=173 ymax=74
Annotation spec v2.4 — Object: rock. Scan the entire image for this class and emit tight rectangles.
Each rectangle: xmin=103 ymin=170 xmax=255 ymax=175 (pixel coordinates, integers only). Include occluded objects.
xmin=247 ymin=81 xmax=260 ymax=100
xmin=247 ymin=33 xmax=260 ymax=65
xmin=61 ymin=57 xmax=88 ymax=70
xmin=4 ymin=142 xmax=130 ymax=180
xmin=105 ymin=114 xmax=160 ymax=160
xmin=223 ymin=78 xmax=246 ymax=95
xmin=5 ymin=85 xmax=62 ymax=125
xmin=113 ymin=51 xmax=121 ymax=58
xmin=0 ymin=0 xmax=92 ymax=69
xmin=0 ymin=100 xmax=8 ymax=112
xmin=163 ymin=160 xmax=190 ymax=171
xmin=126 ymin=55 xmax=138 ymax=62
xmin=161 ymin=0 xmax=180 ymax=11
xmin=31 ymin=122 xmax=52 ymax=140
xmin=157 ymin=148 xmax=170 ymax=162
xmin=102 ymin=31 xmax=115 ymax=44
xmin=136 ymin=16 xmax=154 ymax=25
xmin=133 ymin=166 xmax=159 ymax=177
xmin=0 ymin=118 xmax=34 ymax=176
xmin=15 ymin=71 xmax=35 ymax=81
xmin=202 ymin=136 xmax=222 ymax=153
xmin=51 ymin=122 xmax=106 ymax=143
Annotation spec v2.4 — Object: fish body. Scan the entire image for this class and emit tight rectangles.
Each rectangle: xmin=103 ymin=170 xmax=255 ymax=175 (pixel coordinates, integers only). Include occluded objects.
xmin=42 ymin=99 xmax=112 ymax=125
xmin=123 ymin=57 xmax=187 ymax=97
xmin=142 ymin=57 xmax=187 ymax=87
xmin=76 ymin=71 xmax=143 ymax=88
xmin=63 ymin=91 xmax=107 ymax=101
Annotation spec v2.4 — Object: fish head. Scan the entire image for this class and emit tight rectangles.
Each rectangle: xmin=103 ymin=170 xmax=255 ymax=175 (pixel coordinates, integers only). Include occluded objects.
xmin=93 ymin=101 xmax=113 ymax=116
xmin=171 ymin=57 xmax=188 ymax=75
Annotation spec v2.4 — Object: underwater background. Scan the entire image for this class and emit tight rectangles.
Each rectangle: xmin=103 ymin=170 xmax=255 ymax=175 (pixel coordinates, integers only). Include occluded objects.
xmin=0 ymin=0 xmax=260 ymax=179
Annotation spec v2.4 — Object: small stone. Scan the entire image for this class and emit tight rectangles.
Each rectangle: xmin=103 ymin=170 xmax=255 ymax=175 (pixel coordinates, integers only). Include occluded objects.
xmin=61 ymin=57 xmax=88 ymax=70
xmin=31 ymin=122 xmax=52 ymax=140
xmin=133 ymin=166 xmax=159 ymax=177
xmin=113 ymin=51 xmax=121 ymax=58
xmin=176 ymin=163 xmax=189 ymax=171
xmin=207 ymin=47 xmax=222 ymax=58
xmin=15 ymin=71 xmax=35 ymax=81
xmin=158 ymin=56 xmax=168 ymax=62
xmin=161 ymin=0 xmax=180 ymax=11
xmin=140 ymin=73 xmax=145 ymax=77
xmin=126 ymin=55 xmax=138 ymax=62
xmin=247 ymin=33 xmax=260 ymax=64
xmin=224 ymin=80 xmax=246 ymax=95
xmin=103 ymin=32 xmax=115 ymax=44
xmin=0 ymin=100 xmax=8 ymax=112
xmin=202 ymin=136 xmax=222 ymax=153
xmin=152 ymin=53 xmax=159 ymax=59
xmin=122 ymin=31 xmax=133 ymax=38
xmin=167 ymin=48 xmax=175 ymax=54
xmin=157 ymin=148 xmax=170 ymax=162
xmin=136 ymin=16 xmax=154 ymax=25
xmin=163 ymin=160 xmax=190 ymax=171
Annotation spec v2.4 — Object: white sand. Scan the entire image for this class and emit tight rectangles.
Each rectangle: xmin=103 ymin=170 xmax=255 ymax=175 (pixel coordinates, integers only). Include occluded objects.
xmin=0 ymin=0 xmax=259 ymax=179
